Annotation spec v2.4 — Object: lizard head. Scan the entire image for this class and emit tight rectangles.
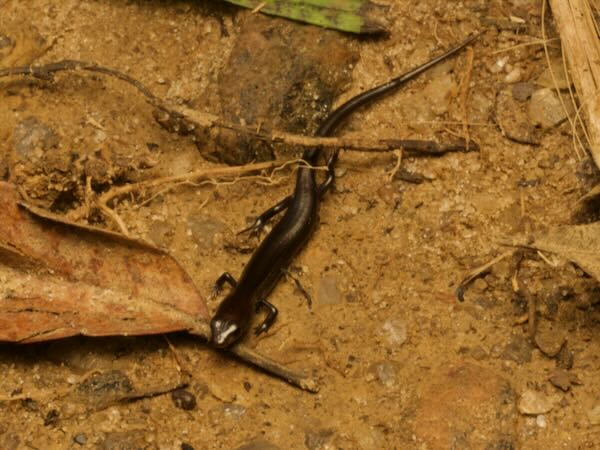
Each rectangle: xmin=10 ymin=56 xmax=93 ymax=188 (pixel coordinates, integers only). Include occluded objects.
xmin=210 ymin=316 xmax=244 ymax=348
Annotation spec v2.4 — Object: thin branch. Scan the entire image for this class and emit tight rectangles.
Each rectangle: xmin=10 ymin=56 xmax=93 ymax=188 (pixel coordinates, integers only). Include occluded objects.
xmin=455 ymin=250 xmax=516 ymax=301
xmin=1 ymin=59 xmax=479 ymax=155
xmin=457 ymin=46 xmax=475 ymax=148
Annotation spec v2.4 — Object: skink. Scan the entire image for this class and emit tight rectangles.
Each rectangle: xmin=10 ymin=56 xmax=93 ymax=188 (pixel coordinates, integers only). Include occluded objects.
xmin=210 ymin=34 xmax=478 ymax=348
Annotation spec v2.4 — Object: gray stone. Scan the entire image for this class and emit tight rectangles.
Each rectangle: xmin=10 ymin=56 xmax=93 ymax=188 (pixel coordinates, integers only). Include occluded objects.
xmin=73 ymin=433 xmax=87 ymax=445
xmin=304 ymin=428 xmax=335 ymax=450
xmin=13 ymin=117 xmax=59 ymax=158
xmin=534 ymin=327 xmax=565 ymax=357
xmin=504 ymin=67 xmax=522 ymax=84
xmin=548 ymin=369 xmax=573 ymax=392
xmin=512 ymin=82 xmax=535 ymax=102
xmin=528 ymin=88 xmax=568 ymax=128
xmin=556 ymin=342 xmax=574 ymax=369
xmin=500 ymin=334 xmax=532 ymax=364
xmin=171 ymin=389 xmax=197 ymax=410
xmin=496 ymin=88 xmax=540 ymax=144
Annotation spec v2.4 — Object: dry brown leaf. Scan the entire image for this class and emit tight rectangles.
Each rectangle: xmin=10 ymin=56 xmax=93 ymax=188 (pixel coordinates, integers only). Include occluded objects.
xmin=505 ymin=222 xmax=600 ymax=281
xmin=0 ymin=182 xmax=208 ymax=343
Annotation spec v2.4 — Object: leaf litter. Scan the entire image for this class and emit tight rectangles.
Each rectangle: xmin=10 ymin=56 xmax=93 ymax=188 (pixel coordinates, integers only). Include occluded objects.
xmin=505 ymin=222 xmax=600 ymax=282
xmin=0 ymin=181 xmax=209 ymax=343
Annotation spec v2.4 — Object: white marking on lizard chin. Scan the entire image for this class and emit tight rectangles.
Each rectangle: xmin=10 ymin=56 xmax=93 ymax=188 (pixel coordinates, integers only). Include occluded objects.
xmin=216 ymin=323 xmax=238 ymax=344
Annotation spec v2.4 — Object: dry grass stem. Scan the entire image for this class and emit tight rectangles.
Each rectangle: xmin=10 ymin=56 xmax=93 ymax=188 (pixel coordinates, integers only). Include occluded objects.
xmin=548 ymin=0 xmax=600 ymax=163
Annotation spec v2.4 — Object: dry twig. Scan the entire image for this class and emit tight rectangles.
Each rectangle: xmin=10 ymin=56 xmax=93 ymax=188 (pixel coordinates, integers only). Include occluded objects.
xmin=455 ymin=250 xmax=516 ymax=301
xmin=0 ymin=59 xmax=479 ymax=155
xmin=457 ymin=46 xmax=475 ymax=147
xmin=547 ymin=0 xmax=600 ymax=163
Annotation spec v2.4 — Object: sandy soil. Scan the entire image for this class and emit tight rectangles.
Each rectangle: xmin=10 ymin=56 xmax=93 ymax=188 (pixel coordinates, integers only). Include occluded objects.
xmin=1 ymin=0 xmax=600 ymax=449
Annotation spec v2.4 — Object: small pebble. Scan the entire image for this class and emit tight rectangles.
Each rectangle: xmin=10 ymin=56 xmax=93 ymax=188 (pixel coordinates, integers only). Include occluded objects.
xmin=171 ymin=389 xmax=197 ymax=411
xmin=490 ymin=56 xmax=509 ymax=74
xmin=512 ymin=82 xmax=535 ymax=101
xmin=21 ymin=398 xmax=39 ymax=412
xmin=501 ymin=334 xmax=532 ymax=364
xmin=518 ymin=389 xmax=558 ymax=415
xmin=472 ymin=278 xmax=488 ymax=292
xmin=223 ymin=403 xmax=246 ymax=419
xmin=504 ymin=67 xmax=522 ymax=84
xmin=73 ymin=433 xmax=87 ymax=445
xmin=534 ymin=327 xmax=565 ymax=358
xmin=496 ymin=88 xmax=541 ymax=144
xmin=305 ymin=429 xmax=335 ymax=450
xmin=528 ymin=88 xmax=568 ymax=128
xmin=536 ymin=415 xmax=547 ymax=428
xmin=181 ymin=444 xmax=195 ymax=450
xmin=13 ymin=117 xmax=59 ymax=158
xmin=556 ymin=343 xmax=574 ymax=369
xmin=234 ymin=440 xmax=281 ymax=450
xmin=367 ymin=361 xmax=399 ymax=388
xmin=548 ymin=369 xmax=573 ymax=392
xmin=381 ymin=318 xmax=408 ymax=346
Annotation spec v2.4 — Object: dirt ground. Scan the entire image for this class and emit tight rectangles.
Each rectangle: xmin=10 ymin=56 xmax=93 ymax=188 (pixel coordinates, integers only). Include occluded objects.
xmin=2 ymin=0 xmax=600 ymax=449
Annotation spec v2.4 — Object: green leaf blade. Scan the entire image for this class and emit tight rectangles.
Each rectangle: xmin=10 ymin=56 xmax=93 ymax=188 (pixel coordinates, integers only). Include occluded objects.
xmin=222 ymin=0 xmax=389 ymax=34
